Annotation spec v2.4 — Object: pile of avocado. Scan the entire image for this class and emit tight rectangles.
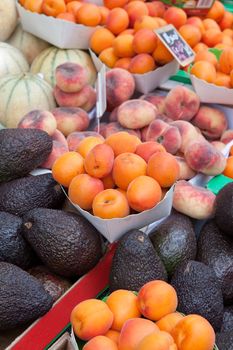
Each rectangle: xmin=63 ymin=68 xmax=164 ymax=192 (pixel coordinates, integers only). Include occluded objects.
xmin=0 ymin=129 xmax=104 ymax=331
xmin=109 ymin=183 xmax=233 ymax=349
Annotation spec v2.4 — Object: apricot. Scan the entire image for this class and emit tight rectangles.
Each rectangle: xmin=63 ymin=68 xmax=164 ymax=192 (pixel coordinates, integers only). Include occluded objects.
xmin=104 ymin=329 xmax=120 ymax=344
xmin=71 ymin=299 xmax=114 ymax=341
xmin=117 ymin=99 xmax=157 ymax=129
xmin=83 ymin=335 xmax=118 ymax=350
xmin=219 ymin=47 xmax=233 ymax=74
xmin=127 ymin=175 xmax=162 ymax=212
xmin=106 ymin=68 xmax=135 ymax=109
xmin=194 ymin=50 xmax=218 ymax=68
xmin=52 ymin=107 xmax=89 ymax=136
xmin=42 ymin=0 xmax=66 ymax=17
xmin=106 ymin=290 xmax=141 ymax=331
xmin=163 ymin=7 xmax=187 ymax=29
xmin=18 ymin=109 xmax=57 ymax=136
xmin=135 ymin=141 xmax=166 ymax=162
xmin=55 ymin=62 xmax=88 ymax=93
xmin=186 ymin=16 xmax=205 ymax=35
xmin=53 ymin=84 xmax=93 ymax=108
xmin=113 ymin=152 xmax=147 ymax=190
xmin=52 ymin=151 xmax=84 ymax=187
xmin=124 ymin=1 xmax=149 ymax=27
xmin=118 ymin=318 xmax=159 ymax=350
xmin=104 ymin=122 xmax=142 ymax=139
xmin=84 ymin=144 xmax=114 ymax=178
xmin=156 ymin=312 xmax=184 ymax=334
xmin=90 ymin=28 xmax=115 ymax=55
xmin=202 ymin=28 xmax=222 ymax=47
xmin=193 ymin=43 xmax=209 ymax=53
xmin=129 ymin=53 xmax=156 ymax=74
xmin=179 ymin=24 xmax=202 ymax=48
xmin=99 ymin=6 xmax=110 ymax=25
xmin=92 ymin=188 xmax=130 ymax=219
xmin=68 ymin=174 xmax=104 ymax=210
xmin=152 ymin=40 xmax=173 ymax=65
xmin=147 ymin=152 xmax=180 ymax=188
xmin=113 ymin=34 xmax=135 ymax=58
xmin=105 ymin=131 xmax=141 ymax=157
xmin=133 ymin=29 xmax=157 ymax=54
xmin=76 ymin=136 xmax=104 ymax=158
xmin=104 ymin=0 xmax=129 ymax=9
xmin=171 ymin=314 xmax=215 ymax=350
xmin=219 ymin=11 xmax=233 ymax=30
xmin=190 ymin=61 xmax=216 ymax=84
xmin=99 ymin=47 xmax=118 ymax=68
xmin=137 ymin=331 xmax=177 ymax=350
xmin=76 ymin=3 xmax=101 ymax=26
xmin=106 ymin=8 xmax=129 ymax=35
xmin=146 ymin=1 xmax=166 ymax=17
xmin=203 ymin=18 xmax=220 ymax=31
xmin=24 ymin=0 xmax=43 ymax=13
xmin=101 ymin=173 xmax=115 ymax=189
xmin=206 ymin=0 xmax=225 ymax=23
xmin=134 ymin=15 xmax=160 ymax=32
xmin=114 ymin=57 xmax=131 ymax=70
xmin=66 ymin=1 xmax=82 ymax=15
xmin=67 ymin=132 xmax=103 ymax=152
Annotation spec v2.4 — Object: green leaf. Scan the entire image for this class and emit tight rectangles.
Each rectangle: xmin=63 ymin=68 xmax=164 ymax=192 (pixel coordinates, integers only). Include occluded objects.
xmin=208 ymin=48 xmax=223 ymax=61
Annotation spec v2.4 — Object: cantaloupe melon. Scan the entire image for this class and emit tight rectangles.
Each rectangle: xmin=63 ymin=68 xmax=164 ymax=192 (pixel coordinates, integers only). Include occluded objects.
xmin=8 ymin=23 xmax=51 ymax=65
xmin=0 ymin=73 xmax=56 ymax=128
xmin=0 ymin=42 xmax=29 ymax=79
xmin=0 ymin=0 xmax=18 ymax=41
xmin=30 ymin=47 xmax=97 ymax=87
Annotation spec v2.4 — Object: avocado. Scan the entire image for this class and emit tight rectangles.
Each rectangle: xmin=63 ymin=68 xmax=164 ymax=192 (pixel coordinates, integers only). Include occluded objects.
xmin=0 ymin=128 xmax=52 ymax=183
xmin=0 ymin=211 xmax=34 ymax=269
xmin=0 ymin=262 xmax=53 ymax=330
xmin=109 ymin=230 xmax=167 ymax=292
xmin=0 ymin=173 xmax=65 ymax=216
xmin=221 ymin=306 xmax=233 ymax=332
xmin=28 ymin=266 xmax=72 ymax=302
xmin=216 ymin=332 xmax=233 ymax=350
xmin=171 ymin=260 xmax=224 ymax=331
xmin=197 ymin=220 xmax=233 ymax=304
xmin=23 ymin=208 xmax=103 ymax=278
xmin=150 ymin=211 xmax=197 ymax=278
xmin=215 ymin=182 xmax=233 ymax=238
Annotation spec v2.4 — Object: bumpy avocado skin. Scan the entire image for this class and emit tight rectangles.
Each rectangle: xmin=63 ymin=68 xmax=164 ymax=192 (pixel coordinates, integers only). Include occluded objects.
xmin=23 ymin=208 xmax=103 ymax=278
xmin=150 ymin=211 xmax=197 ymax=278
xmin=0 ymin=173 xmax=65 ymax=216
xmin=221 ymin=306 xmax=233 ymax=332
xmin=171 ymin=260 xmax=224 ymax=331
xmin=0 ymin=262 xmax=53 ymax=330
xmin=216 ymin=332 xmax=233 ymax=350
xmin=215 ymin=182 xmax=233 ymax=238
xmin=197 ymin=220 xmax=233 ymax=304
xmin=0 ymin=211 xmax=34 ymax=269
xmin=109 ymin=230 xmax=167 ymax=292
xmin=0 ymin=128 xmax=52 ymax=182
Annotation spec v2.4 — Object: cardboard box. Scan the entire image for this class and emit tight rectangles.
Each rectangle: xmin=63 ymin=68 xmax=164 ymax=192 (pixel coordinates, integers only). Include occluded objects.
xmin=16 ymin=2 xmax=99 ymax=49
xmin=90 ymin=51 xmax=179 ymax=94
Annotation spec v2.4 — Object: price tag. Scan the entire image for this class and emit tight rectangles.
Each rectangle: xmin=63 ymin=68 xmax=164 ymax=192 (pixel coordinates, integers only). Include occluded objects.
xmin=155 ymin=24 xmax=195 ymax=67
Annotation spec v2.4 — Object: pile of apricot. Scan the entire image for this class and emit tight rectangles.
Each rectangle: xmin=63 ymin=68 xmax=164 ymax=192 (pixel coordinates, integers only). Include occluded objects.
xmin=52 ymin=131 xmax=180 ymax=219
xmin=71 ymin=280 xmax=216 ymax=350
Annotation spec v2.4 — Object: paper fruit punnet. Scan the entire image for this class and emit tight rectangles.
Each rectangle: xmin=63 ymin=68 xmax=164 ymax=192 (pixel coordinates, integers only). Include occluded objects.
xmin=90 ymin=50 xmax=179 ymax=94
xmin=16 ymin=1 xmax=100 ymax=49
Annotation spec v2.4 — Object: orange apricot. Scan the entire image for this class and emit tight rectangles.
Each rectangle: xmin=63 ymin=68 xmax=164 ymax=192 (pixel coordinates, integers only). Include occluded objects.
xmin=76 ymin=136 xmax=104 ymax=158
xmin=76 ymin=3 xmax=101 ymax=26
xmin=99 ymin=47 xmax=119 ymax=68
xmin=132 ymin=28 xmax=157 ymax=54
xmin=42 ymin=0 xmax=66 ymax=17
xmin=105 ymin=131 xmax=141 ymax=156
xmin=156 ymin=312 xmax=184 ymax=334
xmin=190 ymin=61 xmax=217 ymax=84
xmin=152 ymin=39 xmax=173 ymax=65
xmin=163 ymin=7 xmax=187 ymax=29
xmin=129 ymin=53 xmax=156 ymax=74
xmin=90 ymin=28 xmax=115 ymax=55
xmin=179 ymin=24 xmax=202 ymax=48
xmin=84 ymin=143 xmax=114 ymax=178
xmin=113 ymin=34 xmax=135 ymax=58
xmin=106 ymin=8 xmax=129 ymax=35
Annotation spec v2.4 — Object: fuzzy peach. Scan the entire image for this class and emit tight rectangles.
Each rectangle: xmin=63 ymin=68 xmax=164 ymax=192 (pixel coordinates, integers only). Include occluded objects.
xmin=185 ymin=140 xmax=227 ymax=175
xmin=52 ymin=107 xmax=90 ymax=136
xmin=170 ymin=120 xmax=201 ymax=153
xmin=53 ymin=85 xmax=94 ymax=108
xmin=41 ymin=140 xmax=69 ymax=169
xmin=67 ymin=132 xmax=104 ymax=152
xmin=106 ymin=68 xmax=135 ymax=110
xmin=76 ymin=136 xmax=104 ymax=158
xmin=146 ymin=119 xmax=182 ymax=155
xmin=55 ymin=62 xmax=88 ymax=93
xmin=139 ymin=94 xmax=165 ymax=113
xmin=220 ymin=129 xmax=233 ymax=144
xmin=164 ymin=86 xmax=200 ymax=121
xmin=191 ymin=106 xmax=228 ymax=140
xmin=104 ymin=122 xmax=142 ymax=138
xmin=175 ymin=156 xmax=196 ymax=180
xmin=71 ymin=299 xmax=113 ymax=341
xmin=80 ymin=87 xmax=97 ymax=112
xmin=173 ymin=180 xmax=216 ymax=219
xmin=211 ymin=141 xmax=226 ymax=152
xmin=117 ymin=99 xmax=157 ymax=129
xmin=18 ymin=109 xmax=57 ymax=136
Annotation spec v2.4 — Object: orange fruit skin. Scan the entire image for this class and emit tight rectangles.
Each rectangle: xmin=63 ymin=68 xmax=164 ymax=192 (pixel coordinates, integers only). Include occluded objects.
xmin=76 ymin=3 xmax=101 ymax=26
xmin=106 ymin=8 xmax=129 ymax=35
xmin=52 ymin=151 xmax=84 ymax=187
xmin=190 ymin=61 xmax=217 ymax=84
xmin=223 ymin=156 xmax=233 ymax=178
xmin=156 ymin=312 xmax=184 ymax=334
xmin=42 ymin=0 xmax=66 ymax=17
